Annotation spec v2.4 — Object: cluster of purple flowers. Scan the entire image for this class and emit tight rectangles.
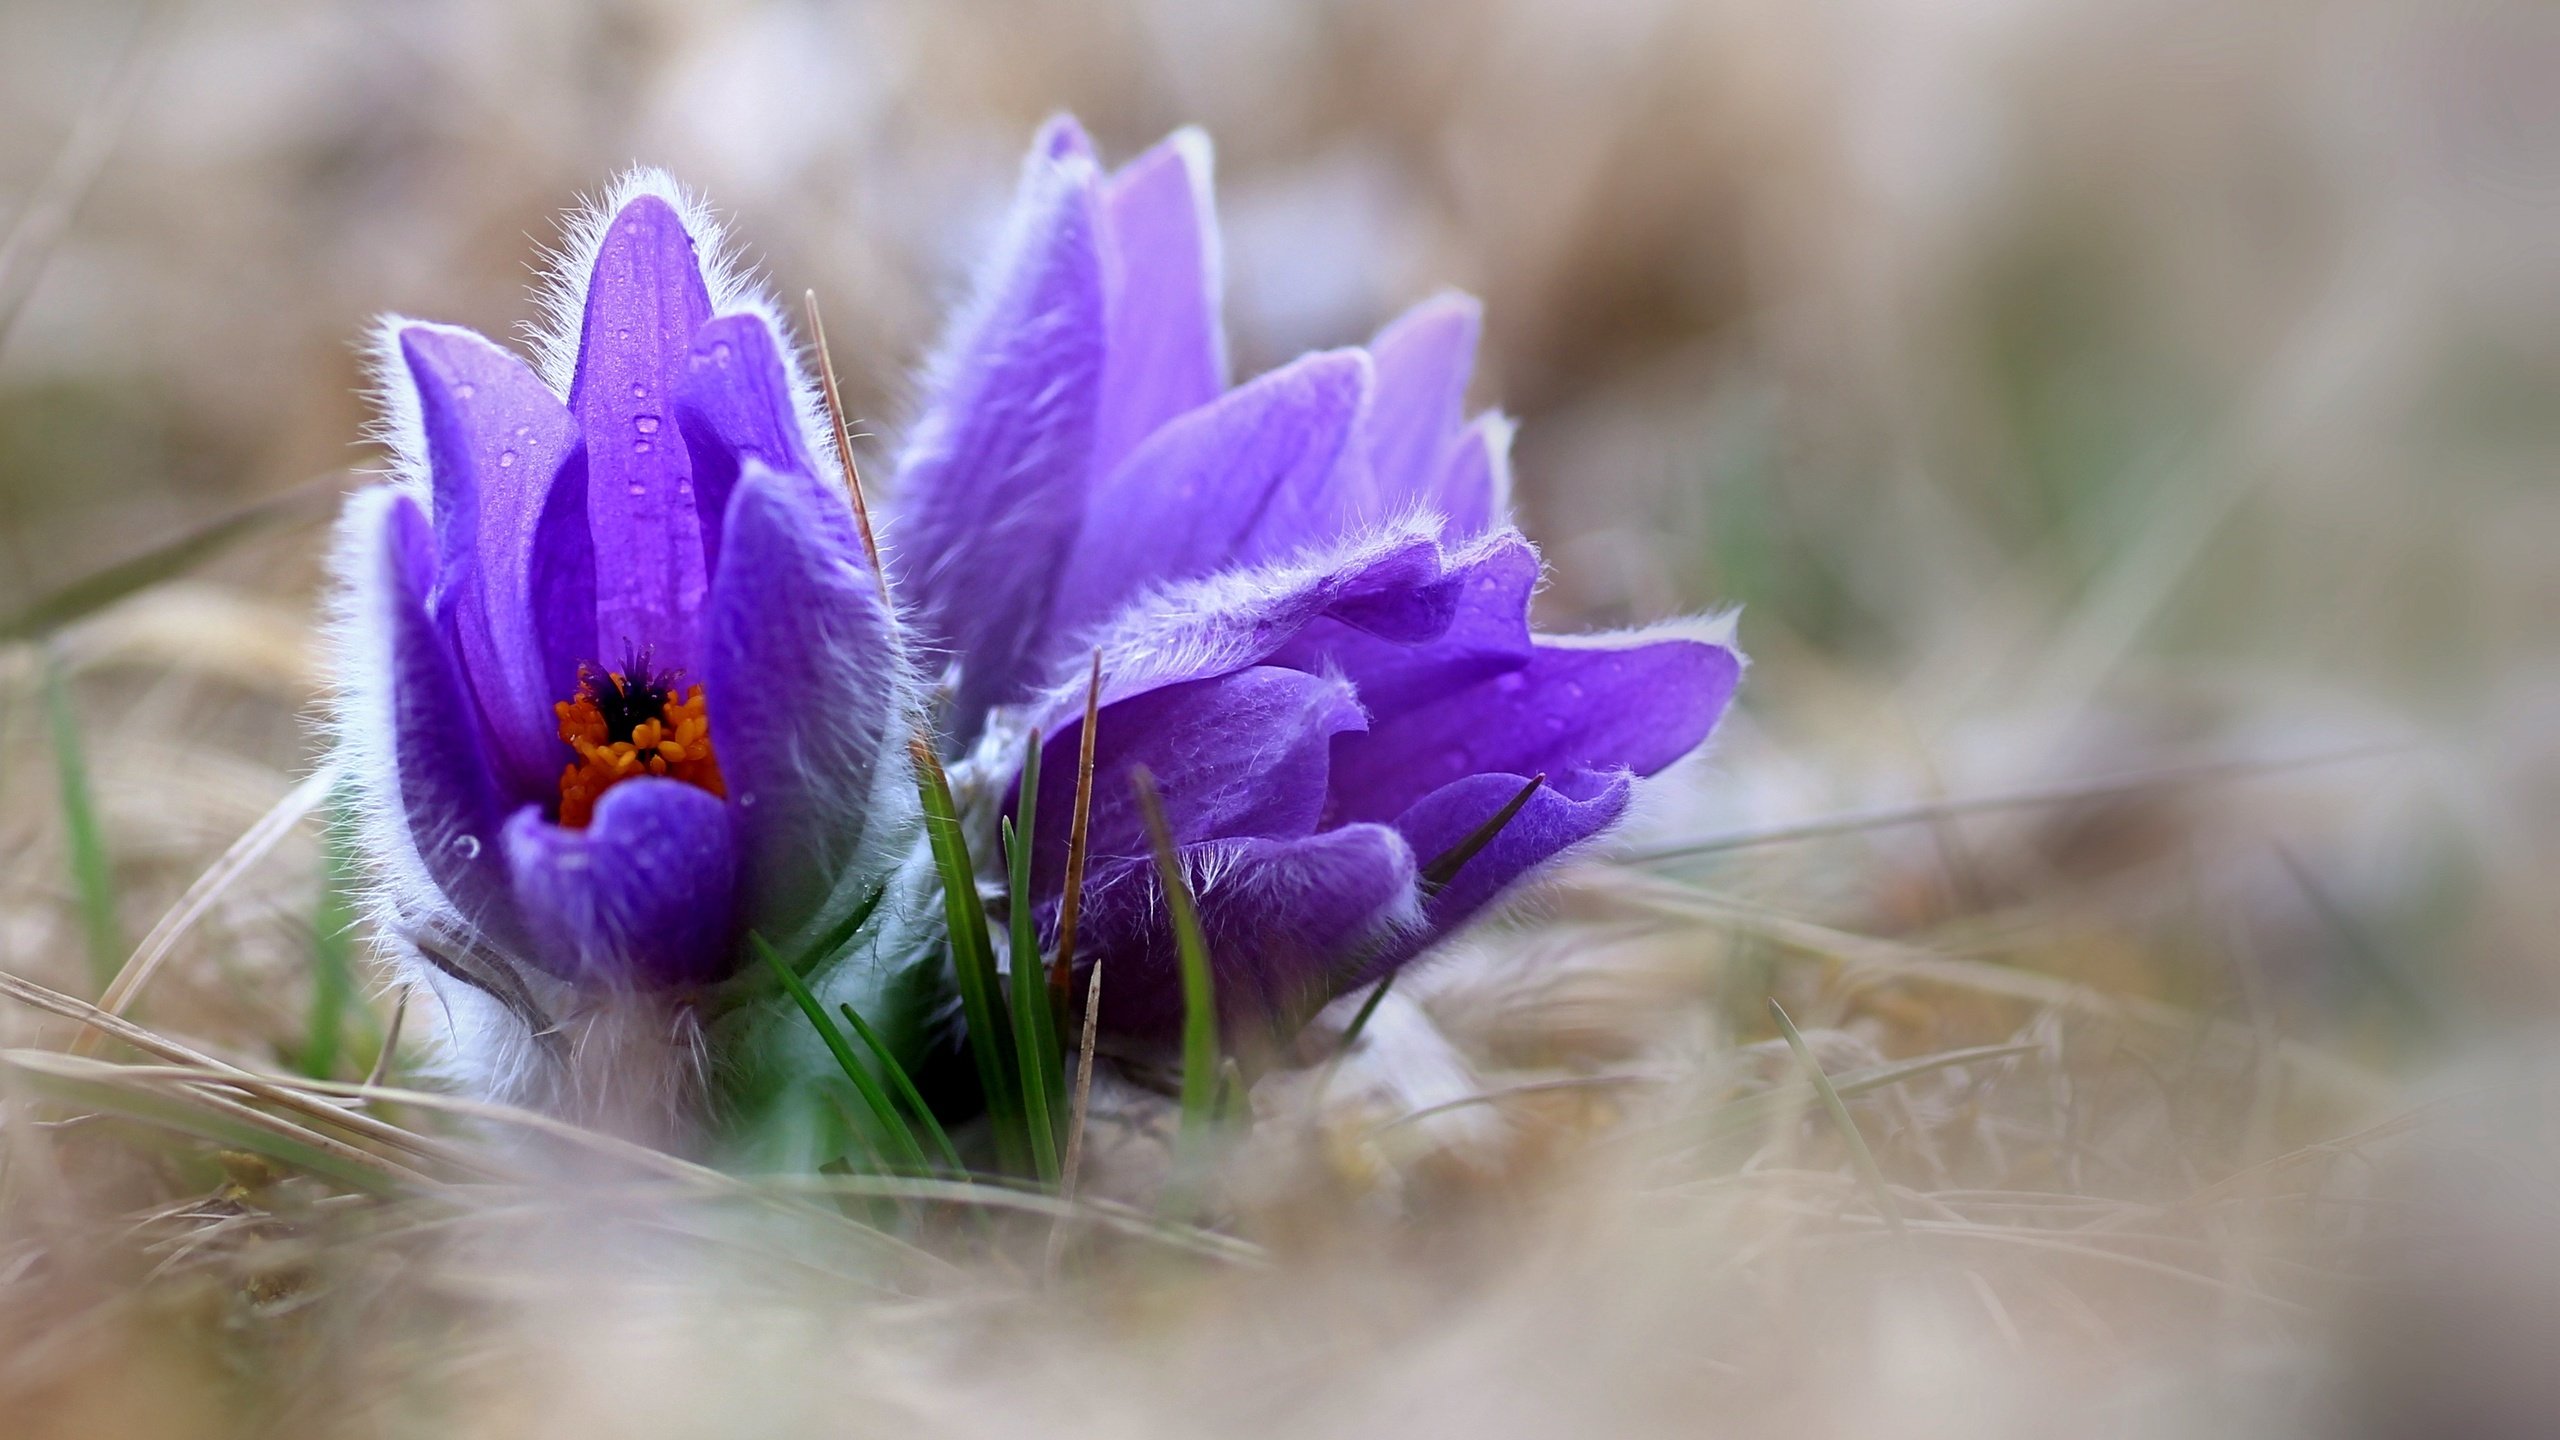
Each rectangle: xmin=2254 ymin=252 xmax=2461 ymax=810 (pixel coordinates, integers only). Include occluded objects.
xmin=335 ymin=118 xmax=1739 ymax=1118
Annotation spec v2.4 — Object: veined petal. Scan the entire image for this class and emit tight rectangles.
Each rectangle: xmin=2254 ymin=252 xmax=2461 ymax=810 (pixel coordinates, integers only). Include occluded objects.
xmin=368 ymin=492 xmax=523 ymax=943
xmin=1374 ymin=767 xmax=1630 ymax=973
xmin=889 ymin=132 xmax=1106 ymax=742
xmin=571 ymin=194 xmax=717 ymax=678
xmin=399 ymin=324 xmax=589 ymax=796
xmin=1327 ymin=634 xmax=1741 ymax=826
xmin=1074 ymin=825 xmax=1417 ymax=1041
xmin=502 ymin=779 xmax=737 ymax=987
xmin=1366 ymin=293 xmax=1481 ymax=516
xmin=1093 ymin=127 xmax=1226 ymax=480
xmin=1022 ymin=665 xmax=1364 ymax=895
xmin=676 ymin=311 xmax=830 ymax=572
xmin=1051 ymin=349 xmax=1369 ymax=639
xmin=703 ymin=464 xmax=914 ymax=952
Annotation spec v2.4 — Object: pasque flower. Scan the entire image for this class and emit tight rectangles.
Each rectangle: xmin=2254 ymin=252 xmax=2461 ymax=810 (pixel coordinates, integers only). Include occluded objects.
xmin=334 ymin=175 xmax=920 ymax=1104
xmin=892 ymin=118 xmax=1743 ymax=1040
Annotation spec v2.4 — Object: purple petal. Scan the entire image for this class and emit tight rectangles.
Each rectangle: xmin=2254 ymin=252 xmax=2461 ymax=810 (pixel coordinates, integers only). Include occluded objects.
xmin=1327 ymin=635 xmax=1741 ymax=826
xmin=1050 ymin=350 xmax=1369 ymax=638
xmin=1429 ymin=411 xmax=1513 ymax=539
xmin=1331 ymin=632 xmax=1751 ymax=825
xmin=502 ymin=779 xmax=737 ymax=987
xmin=1371 ymin=767 xmax=1630 ymax=975
xmin=1092 ymin=128 xmax=1225 ymax=480
xmin=400 ymin=324 xmax=589 ymax=797
xmin=1022 ymin=665 xmax=1364 ymax=895
xmin=570 ymin=194 xmax=717 ymax=678
xmin=371 ymin=493 xmax=523 ymax=944
xmin=1366 ymin=293 xmax=1481 ymax=514
xmin=1075 ymin=825 xmax=1417 ymax=1041
xmin=889 ymin=137 xmax=1106 ymax=740
xmin=1036 ymin=112 xmax=1096 ymax=164
xmin=703 ymin=464 xmax=905 ymax=945
xmin=1265 ymin=529 xmax=1539 ymax=717
xmin=676 ymin=311 xmax=828 ymax=574
xmin=1036 ymin=526 xmax=1529 ymax=732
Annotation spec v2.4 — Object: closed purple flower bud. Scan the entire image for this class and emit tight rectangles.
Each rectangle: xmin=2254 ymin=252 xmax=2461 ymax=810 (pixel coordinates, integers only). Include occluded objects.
xmin=889 ymin=119 xmax=1744 ymax=1043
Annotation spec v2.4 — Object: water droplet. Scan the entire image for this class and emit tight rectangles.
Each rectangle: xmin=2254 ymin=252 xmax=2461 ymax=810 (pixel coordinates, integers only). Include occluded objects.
xmin=615 ymin=327 xmax=631 ymax=341
xmin=628 ymin=482 xmax=647 ymax=496
xmin=515 ymin=424 xmax=533 ymax=440
xmin=497 ymin=450 xmax=517 ymax=469
xmin=633 ymin=415 xmax=660 ymax=434
xmin=710 ymin=340 xmax=733 ymax=361
xmin=736 ymin=792 xmax=756 ymax=808
xmin=629 ymin=381 xmax=648 ymax=399
xmin=1562 ymin=681 xmax=1587 ymax=701
xmin=454 ymin=382 xmax=477 ymax=400
xmin=456 ymin=835 xmax=482 ymax=860
xmin=1494 ymin=672 xmax=1527 ymax=694
xmin=632 ymin=439 xmax=653 ymax=454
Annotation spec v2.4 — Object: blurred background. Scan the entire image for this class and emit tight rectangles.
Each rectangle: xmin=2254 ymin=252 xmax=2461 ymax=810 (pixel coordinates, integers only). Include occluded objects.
xmin=3 ymin=1 xmax=2556 ymax=1436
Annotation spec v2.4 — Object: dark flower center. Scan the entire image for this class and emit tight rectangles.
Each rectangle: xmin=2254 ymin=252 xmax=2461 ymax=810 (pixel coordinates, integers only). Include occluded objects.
xmin=551 ymin=647 xmax=725 ymax=828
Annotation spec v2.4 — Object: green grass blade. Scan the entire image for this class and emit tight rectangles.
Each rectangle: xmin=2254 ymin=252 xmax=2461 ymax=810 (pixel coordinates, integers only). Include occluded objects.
xmin=1768 ymin=998 xmax=1905 ymax=1236
xmin=300 ymin=796 xmax=361 ymax=1078
xmin=750 ymin=933 xmax=930 ymax=1176
xmin=909 ymin=738 xmax=1028 ymax=1174
xmin=1002 ymin=734 xmax=1060 ymax=1182
xmin=0 ymin=478 xmax=337 ymax=642
xmin=837 ymin=1001 xmax=964 ymax=1176
xmin=42 ymin=649 xmax=120 ymax=992
xmin=1130 ymin=766 xmax=1220 ymax=1159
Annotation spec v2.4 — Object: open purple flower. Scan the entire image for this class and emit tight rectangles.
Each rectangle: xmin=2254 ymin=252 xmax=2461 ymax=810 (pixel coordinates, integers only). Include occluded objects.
xmin=890 ymin=119 xmax=1743 ymax=1041
xmin=334 ymin=175 xmax=918 ymax=1096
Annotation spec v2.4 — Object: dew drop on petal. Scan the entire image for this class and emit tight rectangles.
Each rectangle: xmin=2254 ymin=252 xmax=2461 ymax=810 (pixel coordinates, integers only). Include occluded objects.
xmin=634 ymin=415 xmax=660 ymax=434
xmin=497 ymin=450 xmax=517 ymax=469
xmin=632 ymin=440 xmax=653 ymax=455
xmin=628 ymin=482 xmax=647 ymax=496
xmin=455 ymin=835 xmax=482 ymax=860
xmin=710 ymin=340 xmax=733 ymax=361
xmin=629 ymin=381 xmax=648 ymax=400
xmin=454 ymin=382 xmax=477 ymax=400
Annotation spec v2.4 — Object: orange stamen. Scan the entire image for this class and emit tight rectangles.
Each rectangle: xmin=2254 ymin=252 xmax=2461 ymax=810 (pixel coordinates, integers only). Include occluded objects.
xmin=553 ymin=671 xmax=724 ymax=829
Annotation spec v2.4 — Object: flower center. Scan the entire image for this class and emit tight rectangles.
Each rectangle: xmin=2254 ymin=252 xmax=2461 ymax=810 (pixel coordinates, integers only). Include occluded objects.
xmin=553 ymin=651 xmax=724 ymax=828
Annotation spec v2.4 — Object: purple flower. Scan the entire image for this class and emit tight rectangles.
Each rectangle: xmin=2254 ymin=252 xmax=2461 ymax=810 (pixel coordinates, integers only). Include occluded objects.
xmin=333 ymin=175 xmax=919 ymax=1093
xmin=890 ymin=119 xmax=1743 ymax=1041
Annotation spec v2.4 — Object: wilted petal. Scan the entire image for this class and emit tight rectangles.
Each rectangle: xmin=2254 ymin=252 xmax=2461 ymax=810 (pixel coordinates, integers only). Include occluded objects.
xmin=1050 ymin=350 xmax=1369 ymax=638
xmin=1366 ymin=293 xmax=1481 ymax=513
xmin=703 ymin=464 xmax=911 ymax=949
xmin=1373 ymin=767 xmax=1630 ymax=973
xmin=890 ymin=136 xmax=1106 ymax=741
xmin=400 ymin=324 xmax=589 ymax=795
xmin=676 ymin=311 xmax=828 ymax=572
xmin=370 ymin=493 xmax=522 ymax=942
xmin=571 ymin=195 xmax=717 ymax=676
xmin=1022 ymin=665 xmax=1364 ymax=894
xmin=1092 ymin=128 xmax=1225 ymax=480
xmin=502 ymin=779 xmax=736 ymax=987
xmin=1327 ymin=635 xmax=1741 ymax=826
xmin=1074 ymin=824 xmax=1417 ymax=1040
